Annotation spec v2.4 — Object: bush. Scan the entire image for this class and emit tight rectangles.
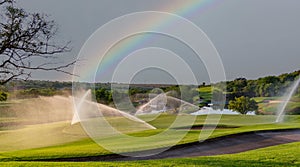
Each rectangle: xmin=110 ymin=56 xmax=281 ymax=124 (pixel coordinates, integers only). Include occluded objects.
xmin=0 ymin=91 xmax=8 ymax=101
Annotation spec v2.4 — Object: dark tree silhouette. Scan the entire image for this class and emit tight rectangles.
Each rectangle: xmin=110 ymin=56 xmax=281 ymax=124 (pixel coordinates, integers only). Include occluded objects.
xmin=0 ymin=0 xmax=75 ymax=85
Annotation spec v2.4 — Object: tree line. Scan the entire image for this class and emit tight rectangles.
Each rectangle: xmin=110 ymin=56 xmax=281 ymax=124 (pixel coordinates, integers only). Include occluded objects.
xmin=215 ymin=70 xmax=300 ymax=101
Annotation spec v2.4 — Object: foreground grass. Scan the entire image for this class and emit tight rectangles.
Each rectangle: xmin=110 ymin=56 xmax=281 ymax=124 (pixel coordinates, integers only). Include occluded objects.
xmin=0 ymin=116 xmax=155 ymax=152
xmin=0 ymin=115 xmax=299 ymax=161
xmin=0 ymin=142 xmax=299 ymax=167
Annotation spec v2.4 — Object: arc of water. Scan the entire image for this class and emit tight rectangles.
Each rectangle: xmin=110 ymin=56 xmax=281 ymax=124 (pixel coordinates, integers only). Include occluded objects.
xmin=276 ymin=77 xmax=300 ymax=123
xmin=71 ymin=89 xmax=156 ymax=129
xmin=135 ymin=93 xmax=167 ymax=115
xmin=167 ymin=96 xmax=199 ymax=108
xmin=135 ymin=92 xmax=199 ymax=115
xmin=71 ymin=89 xmax=92 ymax=125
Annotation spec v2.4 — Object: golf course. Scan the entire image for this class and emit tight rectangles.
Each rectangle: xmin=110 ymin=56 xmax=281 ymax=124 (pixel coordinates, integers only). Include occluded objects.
xmin=0 ymin=94 xmax=299 ymax=166
xmin=1 ymin=0 xmax=300 ymax=166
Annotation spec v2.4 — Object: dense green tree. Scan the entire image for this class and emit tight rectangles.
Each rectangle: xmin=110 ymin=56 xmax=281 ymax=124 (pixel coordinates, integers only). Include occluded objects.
xmin=243 ymin=80 xmax=257 ymax=97
xmin=94 ymin=88 xmax=112 ymax=104
xmin=224 ymin=70 xmax=299 ymax=98
xmin=233 ymin=78 xmax=247 ymax=93
xmin=228 ymin=96 xmax=258 ymax=114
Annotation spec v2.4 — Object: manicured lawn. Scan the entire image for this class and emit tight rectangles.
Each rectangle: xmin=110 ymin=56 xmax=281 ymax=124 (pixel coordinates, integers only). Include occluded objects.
xmin=0 ymin=142 xmax=299 ymax=166
xmin=0 ymin=115 xmax=298 ymax=161
xmin=1 ymin=99 xmax=299 ymax=166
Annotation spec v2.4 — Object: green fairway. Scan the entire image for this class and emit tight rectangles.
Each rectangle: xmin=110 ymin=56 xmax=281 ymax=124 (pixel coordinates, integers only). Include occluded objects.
xmin=0 ymin=141 xmax=299 ymax=166
xmin=0 ymin=0 xmax=299 ymax=165
xmin=0 ymin=116 xmax=156 ymax=153
xmin=0 ymin=121 xmax=88 ymax=152
xmin=1 ymin=99 xmax=300 ymax=166
xmin=0 ymin=115 xmax=298 ymax=162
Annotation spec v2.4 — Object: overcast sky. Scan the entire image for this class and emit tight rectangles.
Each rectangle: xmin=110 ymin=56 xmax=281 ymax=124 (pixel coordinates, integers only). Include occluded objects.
xmin=17 ymin=0 xmax=300 ymax=83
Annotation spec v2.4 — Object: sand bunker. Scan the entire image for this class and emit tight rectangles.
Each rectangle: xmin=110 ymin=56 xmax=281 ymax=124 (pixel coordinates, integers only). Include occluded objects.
xmin=43 ymin=129 xmax=300 ymax=161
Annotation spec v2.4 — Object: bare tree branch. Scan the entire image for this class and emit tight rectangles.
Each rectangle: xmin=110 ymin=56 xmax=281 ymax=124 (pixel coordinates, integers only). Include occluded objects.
xmin=0 ymin=1 xmax=76 ymax=85
xmin=0 ymin=0 xmax=13 ymax=5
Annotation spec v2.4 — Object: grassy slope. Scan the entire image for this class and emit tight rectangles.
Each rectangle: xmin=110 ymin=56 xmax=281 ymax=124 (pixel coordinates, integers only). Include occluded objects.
xmin=0 ymin=116 xmax=156 ymax=153
xmin=0 ymin=122 xmax=88 ymax=152
xmin=1 ymin=98 xmax=299 ymax=166
xmin=254 ymin=96 xmax=300 ymax=114
xmin=0 ymin=142 xmax=299 ymax=166
xmin=0 ymin=115 xmax=299 ymax=161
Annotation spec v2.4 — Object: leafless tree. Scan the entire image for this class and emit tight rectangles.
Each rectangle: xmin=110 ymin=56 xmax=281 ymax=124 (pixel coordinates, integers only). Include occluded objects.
xmin=0 ymin=0 xmax=76 ymax=85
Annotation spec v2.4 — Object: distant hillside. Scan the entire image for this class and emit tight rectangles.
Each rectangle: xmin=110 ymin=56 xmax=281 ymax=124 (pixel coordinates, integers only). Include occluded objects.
xmin=1 ymin=70 xmax=299 ymax=103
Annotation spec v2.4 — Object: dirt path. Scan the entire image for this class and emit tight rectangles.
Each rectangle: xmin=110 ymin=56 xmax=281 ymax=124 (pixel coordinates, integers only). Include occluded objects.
xmin=41 ymin=129 xmax=300 ymax=162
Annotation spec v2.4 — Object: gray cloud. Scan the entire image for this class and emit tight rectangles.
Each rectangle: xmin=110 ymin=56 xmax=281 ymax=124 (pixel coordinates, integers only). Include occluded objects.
xmin=18 ymin=0 xmax=300 ymax=82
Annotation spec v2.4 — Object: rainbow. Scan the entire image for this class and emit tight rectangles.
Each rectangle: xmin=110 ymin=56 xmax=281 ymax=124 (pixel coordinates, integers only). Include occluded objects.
xmin=76 ymin=0 xmax=223 ymax=82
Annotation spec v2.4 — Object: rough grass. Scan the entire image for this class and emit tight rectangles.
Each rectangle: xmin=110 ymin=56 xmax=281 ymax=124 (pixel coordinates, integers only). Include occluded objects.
xmin=255 ymin=96 xmax=300 ymax=114
xmin=253 ymin=97 xmax=280 ymax=103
